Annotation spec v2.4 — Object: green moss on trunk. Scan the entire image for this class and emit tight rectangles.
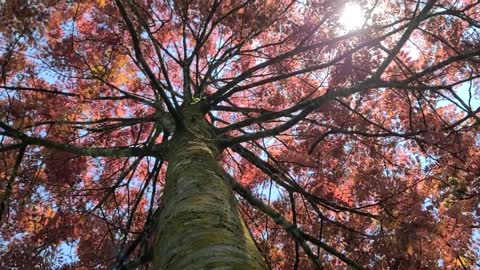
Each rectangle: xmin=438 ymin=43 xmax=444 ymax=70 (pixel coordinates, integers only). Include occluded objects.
xmin=152 ymin=108 xmax=267 ymax=270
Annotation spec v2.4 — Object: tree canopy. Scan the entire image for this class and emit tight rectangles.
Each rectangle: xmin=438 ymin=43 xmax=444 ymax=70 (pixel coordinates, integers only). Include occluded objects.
xmin=0 ymin=0 xmax=479 ymax=269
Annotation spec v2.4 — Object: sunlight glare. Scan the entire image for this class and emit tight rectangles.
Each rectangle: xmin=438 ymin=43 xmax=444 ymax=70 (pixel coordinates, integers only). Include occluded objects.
xmin=340 ymin=2 xmax=365 ymax=31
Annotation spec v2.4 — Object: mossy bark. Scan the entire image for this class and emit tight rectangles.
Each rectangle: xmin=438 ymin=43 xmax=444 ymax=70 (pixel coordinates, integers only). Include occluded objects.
xmin=152 ymin=107 xmax=268 ymax=270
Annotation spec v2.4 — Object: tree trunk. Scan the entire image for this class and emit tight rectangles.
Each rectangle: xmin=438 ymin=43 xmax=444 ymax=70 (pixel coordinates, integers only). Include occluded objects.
xmin=152 ymin=106 xmax=268 ymax=270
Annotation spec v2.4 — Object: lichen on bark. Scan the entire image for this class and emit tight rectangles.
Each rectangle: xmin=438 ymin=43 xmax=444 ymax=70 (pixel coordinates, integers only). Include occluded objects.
xmin=152 ymin=106 xmax=268 ymax=270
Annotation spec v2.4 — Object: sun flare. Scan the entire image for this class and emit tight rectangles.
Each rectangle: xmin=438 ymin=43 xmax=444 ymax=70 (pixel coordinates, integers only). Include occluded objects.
xmin=340 ymin=2 xmax=365 ymax=30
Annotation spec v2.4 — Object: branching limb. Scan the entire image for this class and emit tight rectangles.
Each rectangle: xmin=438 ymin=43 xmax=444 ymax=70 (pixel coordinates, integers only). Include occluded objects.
xmin=0 ymin=122 xmax=167 ymax=158
xmin=115 ymin=0 xmax=181 ymax=122
xmin=373 ymin=0 xmax=435 ymax=79
xmin=231 ymin=177 xmax=366 ymax=270
xmin=0 ymin=144 xmax=26 ymax=224
xmin=231 ymin=144 xmax=377 ymax=218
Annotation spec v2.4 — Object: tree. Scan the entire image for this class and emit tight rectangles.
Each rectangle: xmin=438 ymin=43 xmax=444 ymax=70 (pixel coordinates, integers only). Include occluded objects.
xmin=0 ymin=0 xmax=479 ymax=268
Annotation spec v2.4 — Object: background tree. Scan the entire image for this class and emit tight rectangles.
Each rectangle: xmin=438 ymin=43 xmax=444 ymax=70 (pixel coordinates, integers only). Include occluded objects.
xmin=0 ymin=0 xmax=479 ymax=269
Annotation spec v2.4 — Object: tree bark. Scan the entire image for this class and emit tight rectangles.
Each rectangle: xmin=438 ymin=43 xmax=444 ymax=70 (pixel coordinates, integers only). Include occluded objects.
xmin=152 ymin=106 xmax=268 ymax=270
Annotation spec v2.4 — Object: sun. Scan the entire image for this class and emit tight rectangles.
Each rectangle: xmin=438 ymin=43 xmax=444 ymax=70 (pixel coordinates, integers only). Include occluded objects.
xmin=340 ymin=2 xmax=365 ymax=31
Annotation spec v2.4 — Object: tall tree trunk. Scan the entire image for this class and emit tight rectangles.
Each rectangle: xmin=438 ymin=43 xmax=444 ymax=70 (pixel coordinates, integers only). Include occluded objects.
xmin=152 ymin=106 xmax=268 ymax=270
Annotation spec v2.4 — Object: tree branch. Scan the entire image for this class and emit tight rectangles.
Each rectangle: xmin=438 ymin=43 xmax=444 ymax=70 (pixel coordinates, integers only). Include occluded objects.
xmin=0 ymin=122 xmax=166 ymax=158
xmin=231 ymin=177 xmax=365 ymax=270
xmin=0 ymin=144 xmax=26 ymax=224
